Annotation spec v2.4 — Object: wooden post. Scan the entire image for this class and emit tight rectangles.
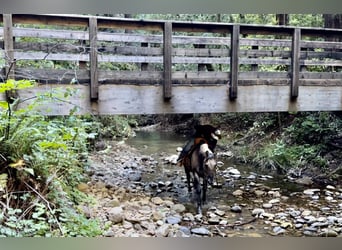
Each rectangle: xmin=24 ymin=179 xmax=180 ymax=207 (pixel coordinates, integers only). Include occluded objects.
xmin=229 ymin=25 xmax=240 ymax=100
xmin=291 ymin=28 xmax=300 ymax=99
xmin=3 ymin=14 xmax=14 ymax=80
xmin=163 ymin=22 xmax=172 ymax=100
xmin=89 ymin=17 xmax=98 ymax=101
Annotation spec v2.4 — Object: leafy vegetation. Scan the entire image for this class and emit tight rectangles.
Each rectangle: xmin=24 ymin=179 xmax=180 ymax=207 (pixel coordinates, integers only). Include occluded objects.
xmin=216 ymin=112 xmax=342 ymax=182
xmin=0 ymin=79 xmax=102 ymax=236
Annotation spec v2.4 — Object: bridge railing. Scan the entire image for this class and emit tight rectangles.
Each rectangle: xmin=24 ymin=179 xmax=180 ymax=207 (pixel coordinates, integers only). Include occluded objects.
xmin=0 ymin=14 xmax=341 ymax=114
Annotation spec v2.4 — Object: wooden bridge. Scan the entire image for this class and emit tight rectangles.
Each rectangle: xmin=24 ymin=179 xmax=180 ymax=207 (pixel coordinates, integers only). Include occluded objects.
xmin=0 ymin=14 xmax=341 ymax=115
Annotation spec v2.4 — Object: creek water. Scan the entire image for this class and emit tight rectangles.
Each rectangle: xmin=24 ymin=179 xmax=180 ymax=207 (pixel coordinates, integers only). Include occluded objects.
xmin=125 ymin=131 xmax=303 ymax=206
xmin=124 ymin=131 xmax=342 ymax=237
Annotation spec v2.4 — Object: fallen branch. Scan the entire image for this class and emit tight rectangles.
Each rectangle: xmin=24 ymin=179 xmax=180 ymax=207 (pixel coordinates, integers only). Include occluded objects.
xmin=223 ymin=217 xmax=257 ymax=228
xmin=23 ymin=180 xmax=64 ymax=236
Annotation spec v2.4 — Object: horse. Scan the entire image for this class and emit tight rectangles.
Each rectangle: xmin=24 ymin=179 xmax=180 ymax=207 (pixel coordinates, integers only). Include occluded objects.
xmin=182 ymin=142 xmax=217 ymax=214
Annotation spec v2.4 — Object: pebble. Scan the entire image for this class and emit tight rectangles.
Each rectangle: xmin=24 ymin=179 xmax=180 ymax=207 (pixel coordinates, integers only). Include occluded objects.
xmin=233 ymin=189 xmax=244 ymax=196
xmin=107 ymin=207 xmax=123 ymax=224
xmin=155 ymin=224 xmax=171 ymax=237
xmin=191 ymin=227 xmax=211 ymax=236
xmin=262 ymin=203 xmax=273 ymax=209
xmin=319 ymin=229 xmax=338 ymax=237
xmin=166 ymin=216 xmax=182 ymax=225
xmin=208 ymin=217 xmax=220 ymax=225
xmin=151 ymin=197 xmax=164 ymax=205
xmin=231 ymin=205 xmax=242 ymax=213
xmin=326 ymin=185 xmax=336 ymax=190
xmin=273 ymin=226 xmax=286 ymax=235
xmin=252 ymin=208 xmax=265 ymax=216
xmin=173 ymin=204 xmax=186 ymax=213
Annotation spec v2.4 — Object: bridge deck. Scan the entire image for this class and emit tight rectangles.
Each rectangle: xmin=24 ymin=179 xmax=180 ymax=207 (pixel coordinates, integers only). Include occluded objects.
xmin=0 ymin=14 xmax=341 ymax=114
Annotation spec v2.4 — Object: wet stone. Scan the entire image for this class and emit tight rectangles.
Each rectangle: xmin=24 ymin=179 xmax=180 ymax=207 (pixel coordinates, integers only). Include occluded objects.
xmin=273 ymin=226 xmax=286 ymax=235
xmin=208 ymin=217 xmax=220 ymax=225
xmin=183 ymin=213 xmax=195 ymax=222
xmin=252 ymin=208 xmax=265 ymax=217
xmin=326 ymin=185 xmax=336 ymax=190
xmin=155 ymin=224 xmax=171 ymax=237
xmin=166 ymin=216 xmax=182 ymax=225
xmin=262 ymin=203 xmax=273 ymax=209
xmin=319 ymin=229 xmax=338 ymax=237
xmin=191 ymin=227 xmax=211 ymax=236
xmin=231 ymin=205 xmax=242 ymax=213
xmin=172 ymin=204 xmax=186 ymax=213
xmin=215 ymin=209 xmax=226 ymax=217
xmin=303 ymin=230 xmax=317 ymax=236
xmin=233 ymin=189 xmax=244 ymax=197
xmin=294 ymin=223 xmax=303 ymax=229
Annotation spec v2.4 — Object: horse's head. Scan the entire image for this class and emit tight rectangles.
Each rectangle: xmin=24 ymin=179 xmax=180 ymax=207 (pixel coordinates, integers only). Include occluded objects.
xmin=199 ymin=143 xmax=217 ymax=185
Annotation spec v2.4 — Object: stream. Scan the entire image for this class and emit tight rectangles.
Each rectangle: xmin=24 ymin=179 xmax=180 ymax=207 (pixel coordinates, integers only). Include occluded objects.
xmin=86 ymin=131 xmax=342 ymax=237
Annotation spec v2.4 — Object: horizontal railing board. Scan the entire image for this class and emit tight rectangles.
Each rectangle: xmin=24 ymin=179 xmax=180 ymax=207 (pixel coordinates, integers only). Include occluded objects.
xmin=3 ymin=27 xmax=341 ymax=49
xmin=4 ymin=68 xmax=341 ymax=84
xmin=12 ymin=51 xmax=342 ymax=67
xmin=5 ymin=42 xmax=341 ymax=61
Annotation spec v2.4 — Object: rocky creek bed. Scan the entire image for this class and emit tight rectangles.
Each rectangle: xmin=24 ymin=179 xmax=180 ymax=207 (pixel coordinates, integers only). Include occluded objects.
xmin=79 ymin=140 xmax=342 ymax=237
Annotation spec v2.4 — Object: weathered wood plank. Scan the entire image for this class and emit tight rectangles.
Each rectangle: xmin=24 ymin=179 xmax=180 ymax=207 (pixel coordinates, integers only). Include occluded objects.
xmin=89 ymin=17 xmax=98 ymax=101
xmin=13 ymin=51 xmax=342 ymax=67
xmin=291 ymin=28 xmax=301 ymax=99
xmin=4 ymin=84 xmax=341 ymax=115
xmin=229 ymin=25 xmax=240 ymax=99
xmin=5 ymin=69 xmax=342 ymax=85
xmin=3 ymin=14 xmax=341 ymax=38
xmin=7 ymin=41 xmax=341 ymax=62
xmin=163 ymin=22 xmax=172 ymax=100
xmin=3 ymin=14 xmax=14 ymax=79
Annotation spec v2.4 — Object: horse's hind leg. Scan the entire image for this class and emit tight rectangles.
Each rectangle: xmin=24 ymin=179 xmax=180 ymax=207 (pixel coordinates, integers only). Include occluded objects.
xmin=193 ymin=173 xmax=202 ymax=214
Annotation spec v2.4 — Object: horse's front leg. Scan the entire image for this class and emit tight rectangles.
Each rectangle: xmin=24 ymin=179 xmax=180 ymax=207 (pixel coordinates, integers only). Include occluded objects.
xmin=193 ymin=172 xmax=202 ymax=214
xmin=202 ymin=177 xmax=207 ymax=203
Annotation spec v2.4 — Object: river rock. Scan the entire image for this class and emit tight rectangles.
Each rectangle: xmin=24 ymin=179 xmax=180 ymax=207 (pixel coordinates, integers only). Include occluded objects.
xmin=252 ymin=208 xmax=265 ymax=216
xmin=166 ymin=216 xmax=182 ymax=225
xmin=301 ymin=210 xmax=312 ymax=217
xmin=164 ymin=154 xmax=179 ymax=164
xmin=233 ymin=189 xmax=244 ymax=197
xmin=152 ymin=211 xmax=164 ymax=221
xmin=191 ymin=227 xmax=211 ymax=236
xmin=208 ymin=216 xmax=220 ymax=225
xmin=231 ymin=205 xmax=242 ymax=213
xmin=182 ymin=213 xmax=195 ymax=222
xmin=227 ymin=167 xmax=240 ymax=175
xmin=215 ymin=209 xmax=226 ymax=217
xmin=326 ymin=185 xmax=336 ymax=190
xmin=254 ymin=190 xmax=265 ymax=197
xmin=155 ymin=224 xmax=171 ymax=237
xmin=127 ymin=171 xmax=142 ymax=181
xmin=262 ymin=203 xmax=273 ymax=209
xmin=319 ymin=229 xmax=338 ymax=237
xmin=151 ymin=197 xmax=164 ymax=205
xmin=272 ymin=226 xmax=286 ymax=235
xmin=172 ymin=203 xmax=186 ymax=213
xmin=107 ymin=207 xmax=124 ymax=224
xmin=106 ymin=198 xmax=120 ymax=207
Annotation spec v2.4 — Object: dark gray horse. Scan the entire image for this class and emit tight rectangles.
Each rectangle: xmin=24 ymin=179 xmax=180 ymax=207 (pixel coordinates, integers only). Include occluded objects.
xmin=182 ymin=142 xmax=217 ymax=214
